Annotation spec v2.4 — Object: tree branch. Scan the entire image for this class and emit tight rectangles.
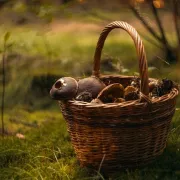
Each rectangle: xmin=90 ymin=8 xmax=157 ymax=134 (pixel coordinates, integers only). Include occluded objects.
xmin=129 ymin=4 xmax=162 ymax=43
xmin=150 ymin=1 xmax=169 ymax=47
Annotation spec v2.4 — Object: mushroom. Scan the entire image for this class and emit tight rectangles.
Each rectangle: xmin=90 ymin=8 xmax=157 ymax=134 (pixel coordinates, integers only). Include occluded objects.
xmin=114 ymin=98 xmax=125 ymax=103
xmin=148 ymin=81 xmax=157 ymax=92
xmin=124 ymin=86 xmax=139 ymax=101
xmin=50 ymin=77 xmax=78 ymax=100
xmin=91 ymin=98 xmax=103 ymax=104
xmin=124 ymin=91 xmax=139 ymax=101
xmin=77 ymin=77 xmax=106 ymax=98
xmin=124 ymin=86 xmax=137 ymax=96
xmin=97 ymin=83 xmax=124 ymax=103
xmin=75 ymin=91 xmax=93 ymax=102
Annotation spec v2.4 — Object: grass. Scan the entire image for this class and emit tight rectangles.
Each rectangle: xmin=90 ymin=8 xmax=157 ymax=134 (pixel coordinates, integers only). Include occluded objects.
xmin=0 ymin=109 xmax=180 ymax=179
xmin=0 ymin=110 xmax=90 ymax=180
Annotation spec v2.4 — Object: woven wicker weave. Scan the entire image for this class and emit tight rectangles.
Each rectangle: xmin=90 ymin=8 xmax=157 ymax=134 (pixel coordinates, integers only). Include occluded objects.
xmin=59 ymin=21 xmax=179 ymax=171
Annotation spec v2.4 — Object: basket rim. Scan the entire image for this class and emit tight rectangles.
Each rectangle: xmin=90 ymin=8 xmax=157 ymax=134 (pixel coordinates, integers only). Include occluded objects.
xmin=64 ymin=75 xmax=179 ymax=109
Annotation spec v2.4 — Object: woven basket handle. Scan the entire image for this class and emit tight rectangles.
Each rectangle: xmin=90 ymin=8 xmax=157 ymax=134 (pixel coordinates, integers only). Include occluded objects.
xmin=93 ymin=21 xmax=149 ymax=96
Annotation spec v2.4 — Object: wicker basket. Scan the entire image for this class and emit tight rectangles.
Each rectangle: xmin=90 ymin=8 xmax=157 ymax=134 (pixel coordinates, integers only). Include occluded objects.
xmin=59 ymin=21 xmax=179 ymax=171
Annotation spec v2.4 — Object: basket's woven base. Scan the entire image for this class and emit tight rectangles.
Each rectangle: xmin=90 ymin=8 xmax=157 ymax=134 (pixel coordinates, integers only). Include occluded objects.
xmin=59 ymin=76 xmax=178 ymax=172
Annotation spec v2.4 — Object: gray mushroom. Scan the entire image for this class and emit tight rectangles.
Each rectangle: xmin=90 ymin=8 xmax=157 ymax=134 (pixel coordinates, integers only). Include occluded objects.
xmin=50 ymin=77 xmax=78 ymax=100
xmin=77 ymin=77 xmax=106 ymax=98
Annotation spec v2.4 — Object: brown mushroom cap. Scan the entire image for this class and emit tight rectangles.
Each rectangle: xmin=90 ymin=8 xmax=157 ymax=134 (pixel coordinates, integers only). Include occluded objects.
xmin=148 ymin=81 xmax=157 ymax=92
xmin=50 ymin=77 xmax=78 ymax=100
xmin=124 ymin=86 xmax=137 ymax=96
xmin=114 ymin=98 xmax=125 ymax=103
xmin=124 ymin=91 xmax=139 ymax=101
xmin=77 ymin=77 xmax=106 ymax=98
xmin=75 ymin=91 xmax=93 ymax=102
xmin=97 ymin=83 xmax=124 ymax=103
xmin=124 ymin=86 xmax=139 ymax=101
xmin=91 ymin=98 xmax=103 ymax=104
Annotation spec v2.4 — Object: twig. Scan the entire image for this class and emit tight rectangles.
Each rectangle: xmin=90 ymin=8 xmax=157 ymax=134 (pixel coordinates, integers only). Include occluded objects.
xmin=150 ymin=1 xmax=177 ymax=64
xmin=172 ymin=0 xmax=180 ymax=45
xmin=129 ymin=4 xmax=162 ymax=43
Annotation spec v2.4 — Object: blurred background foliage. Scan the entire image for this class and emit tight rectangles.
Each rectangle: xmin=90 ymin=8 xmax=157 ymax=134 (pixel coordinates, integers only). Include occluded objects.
xmin=0 ymin=0 xmax=179 ymax=111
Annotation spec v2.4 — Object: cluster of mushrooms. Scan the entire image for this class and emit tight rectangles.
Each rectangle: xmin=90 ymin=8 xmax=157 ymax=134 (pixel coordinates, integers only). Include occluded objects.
xmin=50 ymin=76 xmax=174 ymax=104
